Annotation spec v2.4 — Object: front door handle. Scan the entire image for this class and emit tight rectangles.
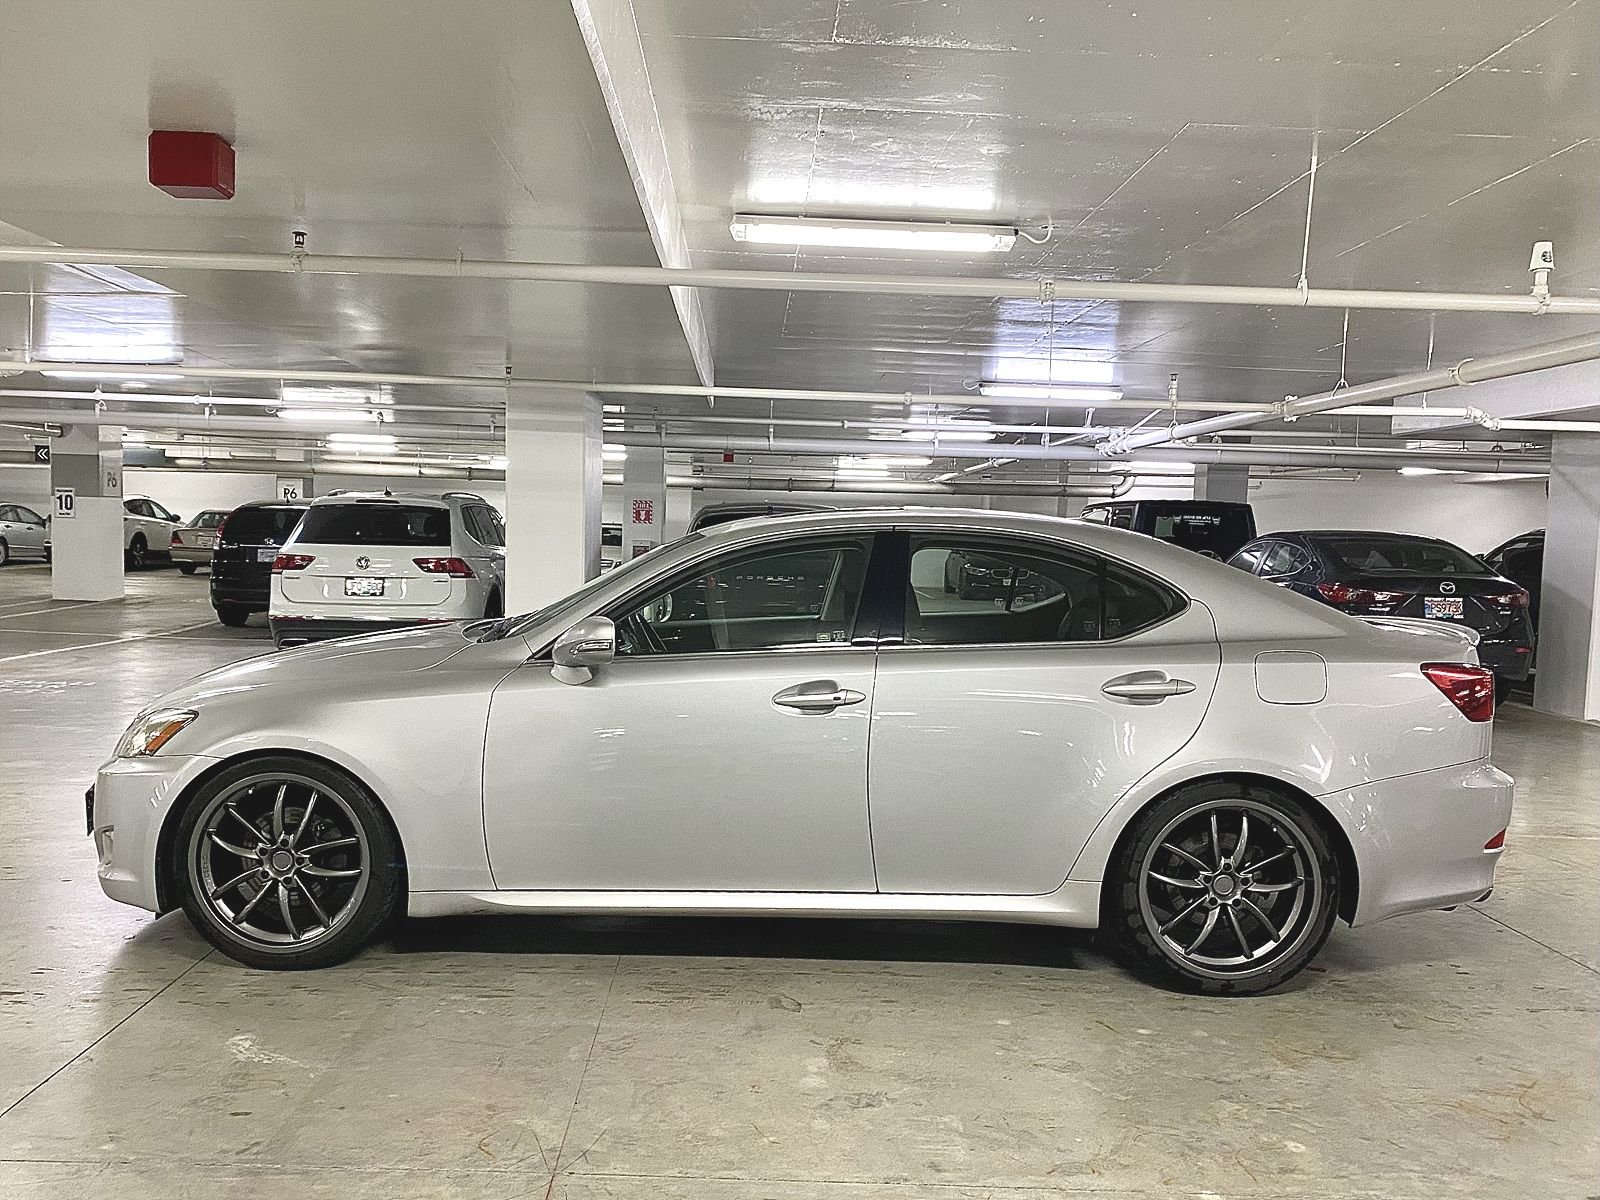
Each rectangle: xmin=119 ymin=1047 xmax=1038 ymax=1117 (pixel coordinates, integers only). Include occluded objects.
xmin=1101 ymin=672 xmax=1197 ymax=704
xmin=772 ymin=679 xmax=867 ymax=713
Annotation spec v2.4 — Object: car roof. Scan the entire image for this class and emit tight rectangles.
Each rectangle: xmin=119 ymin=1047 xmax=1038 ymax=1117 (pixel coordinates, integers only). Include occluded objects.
xmin=232 ymin=499 xmax=307 ymax=509
xmin=1279 ymin=529 xmax=1466 ymax=545
xmin=306 ymin=491 xmax=449 ymax=507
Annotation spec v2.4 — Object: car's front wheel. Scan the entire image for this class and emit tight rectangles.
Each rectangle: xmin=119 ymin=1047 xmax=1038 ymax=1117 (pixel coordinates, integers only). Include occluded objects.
xmin=215 ymin=604 xmax=250 ymax=627
xmin=172 ymin=756 xmax=403 ymax=969
xmin=1106 ymin=781 xmax=1339 ymax=995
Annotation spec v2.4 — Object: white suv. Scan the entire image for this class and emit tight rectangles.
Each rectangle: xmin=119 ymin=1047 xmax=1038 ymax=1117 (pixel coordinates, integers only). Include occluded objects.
xmin=123 ymin=496 xmax=181 ymax=569
xmin=268 ymin=491 xmax=506 ymax=648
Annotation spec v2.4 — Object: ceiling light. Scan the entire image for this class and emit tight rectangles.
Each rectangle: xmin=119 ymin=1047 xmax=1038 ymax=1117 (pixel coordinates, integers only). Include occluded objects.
xmin=730 ymin=214 xmax=1017 ymax=254
xmin=838 ymin=454 xmax=932 ymax=470
xmin=602 ymin=444 xmax=627 ymax=463
xmin=121 ymin=431 xmax=146 ymax=444
xmin=901 ymin=418 xmax=996 ymax=443
xmin=277 ymin=407 xmax=380 ymax=424
xmin=41 ymin=369 xmax=184 ymax=382
xmin=282 ymin=383 xmax=392 ymax=407
xmin=1398 ymin=466 xmax=1466 ymax=476
xmin=326 ymin=433 xmax=397 ymax=452
xmin=979 ymin=383 xmax=1125 ymax=403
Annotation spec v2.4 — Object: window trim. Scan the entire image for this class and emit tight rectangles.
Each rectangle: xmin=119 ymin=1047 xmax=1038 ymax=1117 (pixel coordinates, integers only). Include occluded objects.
xmin=883 ymin=528 xmax=1190 ymax=652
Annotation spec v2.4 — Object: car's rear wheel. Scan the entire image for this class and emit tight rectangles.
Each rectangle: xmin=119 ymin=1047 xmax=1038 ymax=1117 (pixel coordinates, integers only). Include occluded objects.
xmin=1107 ymin=781 xmax=1339 ymax=995
xmin=178 ymin=562 xmax=197 ymax=576
xmin=215 ymin=604 xmax=250 ymax=627
xmin=126 ymin=534 xmax=147 ymax=570
xmin=173 ymin=757 xmax=402 ymax=969
xmin=1494 ymin=676 xmax=1514 ymax=708
xmin=484 ymin=588 xmax=503 ymax=619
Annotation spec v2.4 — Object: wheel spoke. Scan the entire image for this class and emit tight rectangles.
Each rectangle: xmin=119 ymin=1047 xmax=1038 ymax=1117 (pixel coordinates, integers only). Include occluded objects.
xmin=1209 ymin=812 xmax=1221 ymax=865
xmin=301 ymin=864 xmax=361 ymax=879
xmin=294 ymin=878 xmax=333 ymax=929
xmin=1159 ymin=842 xmax=1209 ymax=871
xmin=1244 ymin=847 xmax=1294 ymax=873
xmin=302 ymin=837 xmax=359 ymax=856
xmin=271 ymin=783 xmax=288 ymax=840
xmin=1225 ymin=906 xmax=1254 ymax=958
xmin=1236 ymin=813 xmax=1250 ymax=864
xmin=290 ymin=791 xmax=319 ymax=848
xmin=208 ymin=832 xmax=260 ymax=860
xmin=1159 ymin=895 xmax=1207 ymax=934
xmin=208 ymin=867 xmax=258 ymax=900
xmin=276 ymin=881 xmax=299 ymax=939
xmin=1239 ymin=896 xmax=1284 ymax=942
xmin=1246 ymin=877 xmax=1304 ymax=894
xmin=222 ymin=805 xmax=265 ymax=846
xmin=1149 ymin=871 xmax=1204 ymax=890
xmin=232 ymin=882 xmax=271 ymax=925
xmin=1184 ymin=907 xmax=1220 ymax=955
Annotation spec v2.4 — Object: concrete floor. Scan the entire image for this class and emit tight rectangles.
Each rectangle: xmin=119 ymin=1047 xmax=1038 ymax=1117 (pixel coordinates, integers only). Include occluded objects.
xmin=0 ymin=563 xmax=1595 ymax=1199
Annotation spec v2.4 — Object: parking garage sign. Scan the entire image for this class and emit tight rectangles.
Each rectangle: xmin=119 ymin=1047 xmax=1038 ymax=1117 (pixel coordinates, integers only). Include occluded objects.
xmin=53 ymin=487 xmax=76 ymax=519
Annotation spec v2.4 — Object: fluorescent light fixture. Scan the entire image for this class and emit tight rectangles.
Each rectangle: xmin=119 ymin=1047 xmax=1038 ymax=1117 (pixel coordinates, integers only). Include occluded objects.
xmin=747 ymin=177 xmax=997 ymax=213
xmin=278 ymin=407 xmax=380 ymax=424
xmin=325 ymin=433 xmax=398 ymax=452
xmin=41 ymin=369 xmax=184 ymax=382
xmin=602 ymin=444 xmax=627 ymax=463
xmin=487 ymin=455 xmax=508 ymax=470
xmin=839 ymin=454 xmax=932 ymax=470
xmin=1398 ymin=466 xmax=1466 ymax=476
xmin=730 ymin=213 xmax=1017 ymax=253
xmin=901 ymin=418 xmax=996 ymax=443
xmin=1334 ymin=405 xmax=1472 ymax=418
xmin=282 ymin=383 xmax=392 ymax=407
xmin=1129 ymin=459 xmax=1196 ymax=472
xmin=979 ymin=383 xmax=1125 ymax=403
xmin=988 ymin=356 xmax=1117 ymax=387
xmin=120 ymin=431 xmax=146 ymax=444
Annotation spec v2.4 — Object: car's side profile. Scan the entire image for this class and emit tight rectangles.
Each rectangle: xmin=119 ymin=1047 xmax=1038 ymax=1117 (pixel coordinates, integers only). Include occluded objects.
xmin=0 ymin=502 xmax=50 ymax=563
xmin=122 ymin=496 xmax=181 ymax=569
xmin=92 ymin=510 xmax=1512 ymax=994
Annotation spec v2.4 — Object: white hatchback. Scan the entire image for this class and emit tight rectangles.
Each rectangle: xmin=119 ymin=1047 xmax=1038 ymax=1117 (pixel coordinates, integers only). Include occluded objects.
xmin=268 ymin=491 xmax=506 ymax=647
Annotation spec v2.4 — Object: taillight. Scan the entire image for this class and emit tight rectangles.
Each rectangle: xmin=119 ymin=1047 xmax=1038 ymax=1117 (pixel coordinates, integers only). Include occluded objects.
xmin=1484 ymin=829 xmax=1507 ymax=851
xmin=170 ymin=532 xmax=183 ymax=545
xmin=272 ymin=553 xmax=316 ymax=574
xmin=1421 ymin=662 xmax=1495 ymax=723
xmin=413 ymin=556 xmax=475 ymax=578
xmin=1317 ymin=582 xmax=1407 ymax=606
xmin=1485 ymin=589 xmax=1530 ymax=609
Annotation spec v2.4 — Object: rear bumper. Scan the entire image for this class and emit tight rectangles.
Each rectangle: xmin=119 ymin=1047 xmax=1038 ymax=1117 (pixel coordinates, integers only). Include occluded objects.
xmin=1477 ymin=637 xmax=1534 ymax=680
xmin=170 ymin=545 xmax=211 ymax=564
xmin=210 ymin=579 xmax=270 ymax=611
xmin=1321 ymin=759 xmax=1514 ymax=926
xmin=269 ymin=614 xmax=461 ymax=646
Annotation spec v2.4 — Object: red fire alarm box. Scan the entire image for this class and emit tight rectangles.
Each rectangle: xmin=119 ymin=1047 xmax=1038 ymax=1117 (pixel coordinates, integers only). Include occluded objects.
xmin=148 ymin=131 xmax=235 ymax=199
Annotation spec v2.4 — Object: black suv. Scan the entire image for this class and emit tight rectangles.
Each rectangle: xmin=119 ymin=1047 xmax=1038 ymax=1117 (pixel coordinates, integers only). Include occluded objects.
xmin=1078 ymin=499 xmax=1257 ymax=560
xmin=210 ymin=501 xmax=308 ymax=627
xmin=1229 ymin=530 xmax=1535 ymax=703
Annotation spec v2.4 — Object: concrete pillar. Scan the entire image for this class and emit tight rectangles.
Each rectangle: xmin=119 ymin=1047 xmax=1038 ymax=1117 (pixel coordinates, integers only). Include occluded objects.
xmin=504 ymin=390 xmax=602 ymax=614
xmin=1194 ymin=464 xmax=1250 ymax=503
xmin=49 ymin=425 xmax=124 ymax=601
xmin=621 ymin=442 xmax=667 ymax=560
xmin=1534 ymin=433 xmax=1600 ymax=721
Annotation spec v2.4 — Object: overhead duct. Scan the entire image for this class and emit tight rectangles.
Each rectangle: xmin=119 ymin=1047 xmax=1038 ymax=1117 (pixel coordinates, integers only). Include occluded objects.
xmin=0 ymin=244 xmax=1594 ymax=315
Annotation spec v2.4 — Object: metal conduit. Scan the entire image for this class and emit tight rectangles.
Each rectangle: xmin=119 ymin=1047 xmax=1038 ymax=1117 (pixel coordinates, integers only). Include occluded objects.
xmin=0 ymin=244 xmax=1595 ymax=315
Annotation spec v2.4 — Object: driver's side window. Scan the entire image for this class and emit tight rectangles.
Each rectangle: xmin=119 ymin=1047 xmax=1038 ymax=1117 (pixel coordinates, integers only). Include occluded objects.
xmin=613 ymin=536 xmax=874 ymax=657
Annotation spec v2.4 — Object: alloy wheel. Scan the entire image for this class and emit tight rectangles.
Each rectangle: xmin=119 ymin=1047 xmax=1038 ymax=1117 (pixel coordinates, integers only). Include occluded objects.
xmin=188 ymin=772 xmax=370 ymax=949
xmin=1136 ymin=798 xmax=1322 ymax=981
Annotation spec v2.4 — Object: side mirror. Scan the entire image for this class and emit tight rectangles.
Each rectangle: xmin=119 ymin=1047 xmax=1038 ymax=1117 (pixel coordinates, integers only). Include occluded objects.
xmin=550 ymin=616 xmax=615 ymax=685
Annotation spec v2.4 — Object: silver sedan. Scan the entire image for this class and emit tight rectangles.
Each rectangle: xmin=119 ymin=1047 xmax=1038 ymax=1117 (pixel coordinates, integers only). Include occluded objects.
xmin=91 ymin=509 xmax=1513 ymax=994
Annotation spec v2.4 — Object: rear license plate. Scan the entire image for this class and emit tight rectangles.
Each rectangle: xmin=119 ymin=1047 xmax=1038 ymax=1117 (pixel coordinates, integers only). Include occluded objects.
xmin=256 ymin=548 xmax=278 ymax=563
xmin=345 ymin=577 xmax=385 ymax=597
xmin=198 ymin=535 xmax=215 ymax=548
xmin=1424 ymin=597 xmax=1465 ymax=619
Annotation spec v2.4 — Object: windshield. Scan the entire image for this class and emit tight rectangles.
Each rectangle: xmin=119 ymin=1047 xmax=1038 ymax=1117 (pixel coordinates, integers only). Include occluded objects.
xmin=481 ymin=534 xmax=704 ymax=641
xmin=192 ymin=510 xmax=229 ymax=529
xmin=1316 ymin=535 xmax=1492 ymax=576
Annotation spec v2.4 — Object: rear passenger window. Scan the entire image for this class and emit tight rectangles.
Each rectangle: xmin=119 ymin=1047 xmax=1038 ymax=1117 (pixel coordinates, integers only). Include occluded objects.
xmin=904 ymin=537 xmax=1183 ymax=646
xmin=463 ymin=505 xmax=503 ymax=547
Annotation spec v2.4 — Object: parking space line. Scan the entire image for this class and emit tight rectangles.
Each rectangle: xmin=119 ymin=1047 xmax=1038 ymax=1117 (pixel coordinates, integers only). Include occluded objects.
xmin=0 ymin=600 xmax=98 ymax=620
xmin=0 ymin=618 xmax=224 ymax=664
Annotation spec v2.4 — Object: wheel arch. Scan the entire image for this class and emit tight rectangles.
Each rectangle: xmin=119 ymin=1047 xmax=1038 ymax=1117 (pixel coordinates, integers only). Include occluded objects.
xmin=1095 ymin=771 xmax=1360 ymax=926
xmin=153 ymin=749 xmax=410 ymax=915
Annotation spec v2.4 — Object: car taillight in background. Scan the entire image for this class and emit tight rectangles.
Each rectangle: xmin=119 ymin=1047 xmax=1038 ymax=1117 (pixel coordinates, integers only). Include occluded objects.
xmin=272 ymin=553 xmax=316 ymax=573
xmin=413 ymin=557 xmax=475 ymax=578
xmin=1421 ymin=662 xmax=1496 ymax=723
xmin=171 ymin=532 xmax=183 ymax=545
xmin=1317 ymin=582 xmax=1407 ymax=606
xmin=1484 ymin=589 xmax=1531 ymax=609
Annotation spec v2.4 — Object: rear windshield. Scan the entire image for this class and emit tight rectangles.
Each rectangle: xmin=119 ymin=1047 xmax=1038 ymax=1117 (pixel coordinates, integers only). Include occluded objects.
xmin=1148 ymin=510 xmax=1254 ymax=557
xmin=192 ymin=511 xmax=228 ymax=529
xmin=1316 ymin=536 xmax=1491 ymax=576
xmin=220 ymin=506 xmax=305 ymax=545
xmin=295 ymin=503 xmax=450 ymax=547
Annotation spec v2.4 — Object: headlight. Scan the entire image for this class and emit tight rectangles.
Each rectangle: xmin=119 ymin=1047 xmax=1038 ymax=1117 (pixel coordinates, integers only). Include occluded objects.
xmin=115 ymin=708 xmax=198 ymax=758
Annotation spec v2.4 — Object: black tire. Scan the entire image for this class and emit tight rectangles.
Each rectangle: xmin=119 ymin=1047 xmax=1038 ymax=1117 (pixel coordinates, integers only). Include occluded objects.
xmin=215 ymin=604 xmax=251 ymax=627
xmin=1105 ymin=780 xmax=1340 ymax=996
xmin=0 ymin=539 xmax=9 ymax=567
xmin=126 ymin=534 xmax=147 ymax=570
xmin=484 ymin=589 xmax=503 ymax=619
xmin=178 ymin=563 xmax=198 ymax=576
xmin=1494 ymin=676 xmax=1514 ymax=708
xmin=170 ymin=756 xmax=403 ymax=969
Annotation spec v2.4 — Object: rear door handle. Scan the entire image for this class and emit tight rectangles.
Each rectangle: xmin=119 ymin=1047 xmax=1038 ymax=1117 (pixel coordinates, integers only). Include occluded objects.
xmin=1101 ymin=672 xmax=1197 ymax=704
xmin=773 ymin=679 xmax=867 ymax=713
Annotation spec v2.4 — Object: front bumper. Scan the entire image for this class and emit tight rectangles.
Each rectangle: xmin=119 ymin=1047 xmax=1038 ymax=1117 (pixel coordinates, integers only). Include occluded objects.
xmin=269 ymin=614 xmax=459 ymax=647
xmin=1321 ymin=759 xmax=1514 ymax=926
xmin=91 ymin=754 xmax=218 ymax=913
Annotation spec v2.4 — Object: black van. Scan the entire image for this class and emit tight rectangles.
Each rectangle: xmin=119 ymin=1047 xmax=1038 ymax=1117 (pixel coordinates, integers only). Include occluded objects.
xmin=210 ymin=500 xmax=308 ymax=626
xmin=1079 ymin=499 xmax=1257 ymax=560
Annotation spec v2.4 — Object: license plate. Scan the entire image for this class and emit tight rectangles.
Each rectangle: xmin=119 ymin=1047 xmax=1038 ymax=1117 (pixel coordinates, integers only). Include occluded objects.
xmin=345 ymin=577 xmax=385 ymax=597
xmin=1424 ymin=597 xmax=1465 ymax=619
xmin=197 ymin=535 xmax=215 ymax=548
xmin=256 ymin=548 xmax=278 ymax=563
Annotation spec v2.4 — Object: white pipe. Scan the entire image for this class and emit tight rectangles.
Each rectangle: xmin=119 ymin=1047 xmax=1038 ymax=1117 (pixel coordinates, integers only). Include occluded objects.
xmin=1106 ymin=330 xmax=1600 ymax=454
xmin=0 ymin=244 xmax=1595 ymax=315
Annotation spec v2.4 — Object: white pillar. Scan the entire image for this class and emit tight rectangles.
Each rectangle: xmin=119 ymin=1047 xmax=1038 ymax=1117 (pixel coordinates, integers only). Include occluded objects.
xmin=504 ymin=390 xmax=603 ymax=614
xmin=50 ymin=425 xmax=125 ymax=602
xmin=621 ymin=442 xmax=667 ymax=561
xmin=1534 ymin=433 xmax=1600 ymax=721
xmin=1194 ymin=464 xmax=1250 ymax=503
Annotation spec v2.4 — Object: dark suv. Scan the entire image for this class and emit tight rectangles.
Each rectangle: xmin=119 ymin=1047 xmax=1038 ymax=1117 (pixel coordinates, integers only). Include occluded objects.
xmin=210 ymin=501 xmax=308 ymax=627
xmin=1078 ymin=500 xmax=1257 ymax=560
xmin=1229 ymin=530 xmax=1535 ymax=702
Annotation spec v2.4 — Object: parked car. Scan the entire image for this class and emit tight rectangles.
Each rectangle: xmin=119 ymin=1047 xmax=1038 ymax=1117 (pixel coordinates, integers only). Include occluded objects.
xmin=686 ymin=500 xmax=833 ymax=532
xmin=600 ymin=523 xmax=624 ymax=572
xmin=268 ymin=491 xmax=506 ymax=647
xmin=1482 ymin=529 xmax=1544 ymax=633
xmin=210 ymin=501 xmax=309 ymax=627
xmin=1228 ymin=530 xmax=1534 ymax=703
xmin=92 ymin=508 xmax=1511 ymax=994
xmin=0 ymin=503 xmax=50 ymax=564
xmin=170 ymin=509 xmax=231 ymax=575
xmin=122 ymin=496 xmax=181 ymax=569
xmin=1079 ymin=499 xmax=1257 ymax=560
